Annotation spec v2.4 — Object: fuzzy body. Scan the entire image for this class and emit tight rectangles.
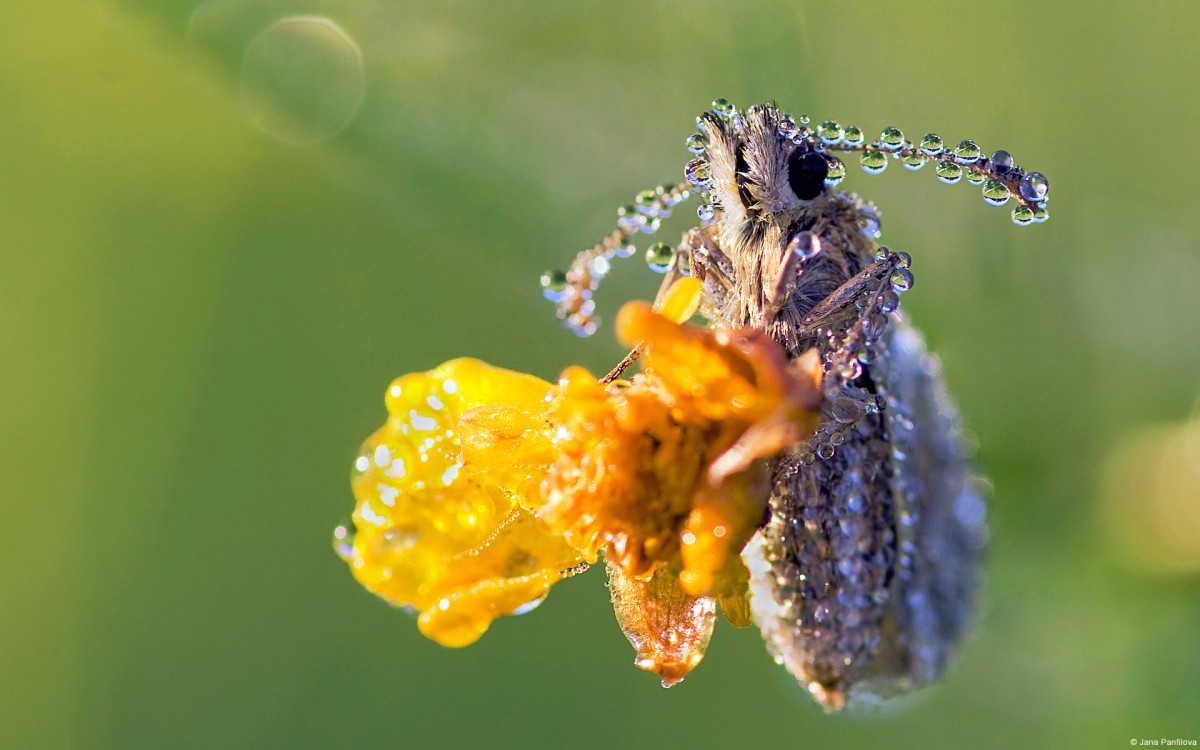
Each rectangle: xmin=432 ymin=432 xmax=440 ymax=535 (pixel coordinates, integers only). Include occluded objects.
xmin=696 ymin=104 xmax=986 ymax=709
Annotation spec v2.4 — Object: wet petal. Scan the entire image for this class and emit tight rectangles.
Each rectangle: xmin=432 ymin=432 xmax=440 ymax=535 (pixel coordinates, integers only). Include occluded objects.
xmin=342 ymin=359 xmax=585 ymax=647
xmin=458 ymin=405 xmax=556 ymax=511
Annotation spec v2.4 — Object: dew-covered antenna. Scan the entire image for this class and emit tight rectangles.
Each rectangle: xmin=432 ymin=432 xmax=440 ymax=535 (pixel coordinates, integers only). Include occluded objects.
xmin=540 ymin=97 xmax=1050 ymax=336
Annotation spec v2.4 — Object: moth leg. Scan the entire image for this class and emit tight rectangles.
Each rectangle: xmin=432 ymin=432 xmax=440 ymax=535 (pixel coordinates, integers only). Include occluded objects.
xmin=797 ymin=250 xmax=905 ymax=338
xmin=602 ymin=233 xmax=706 ymax=384
xmin=685 ymin=228 xmax=735 ymax=322
xmin=762 ymin=231 xmax=821 ymax=326
xmin=797 ymin=250 xmax=911 ymax=451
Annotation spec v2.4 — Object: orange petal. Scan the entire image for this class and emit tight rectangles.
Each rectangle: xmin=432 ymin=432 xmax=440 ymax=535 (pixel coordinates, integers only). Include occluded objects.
xmin=678 ymin=465 xmax=767 ymax=596
xmin=717 ymin=559 xmax=752 ymax=628
xmin=658 ymin=277 xmax=703 ymax=324
xmin=616 ymin=303 xmax=761 ymax=421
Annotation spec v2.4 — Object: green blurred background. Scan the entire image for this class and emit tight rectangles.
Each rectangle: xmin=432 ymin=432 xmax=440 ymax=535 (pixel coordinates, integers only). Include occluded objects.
xmin=3 ymin=0 xmax=1198 ymax=747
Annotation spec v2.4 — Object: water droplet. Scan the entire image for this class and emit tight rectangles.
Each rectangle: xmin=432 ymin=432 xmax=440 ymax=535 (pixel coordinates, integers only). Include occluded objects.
xmin=614 ymin=237 xmax=636 ymax=258
xmin=818 ymin=120 xmax=844 ymax=145
xmin=512 ymin=593 xmax=547 ymax=616
xmin=635 ymin=189 xmax=658 ymax=214
xmin=1011 ymin=204 xmax=1035 ymax=226
xmin=824 ymin=156 xmax=846 ymax=186
xmin=685 ymin=158 xmax=712 ymax=189
xmin=1019 ymin=171 xmax=1050 ymax=202
xmin=990 ymin=150 xmax=1014 ymax=174
xmin=646 ymin=242 xmax=674 ymax=272
xmin=877 ymin=289 xmax=900 ymax=313
xmin=503 ymin=550 xmax=539 ymax=577
xmin=778 ymin=117 xmax=798 ymax=139
xmin=787 ymin=232 xmax=822 ymax=261
xmin=540 ymin=269 xmax=569 ymax=300
xmin=817 ymin=443 xmax=836 ymax=460
xmin=837 ymin=359 xmax=862 ymax=380
xmin=896 ymin=251 xmax=911 ymax=268
xmin=353 ymin=448 xmax=371 ymax=474
xmin=966 ymin=170 xmax=985 ymax=185
xmin=831 ymin=397 xmax=862 ymax=423
xmin=860 ymin=150 xmax=887 ymax=175
xmin=936 ymin=160 xmax=963 ymax=184
xmin=842 ymin=126 xmax=865 ymax=147
xmin=617 ymin=204 xmax=639 ymax=231
xmin=382 ymin=525 xmax=421 ymax=553
xmin=568 ymin=313 xmax=597 ymax=337
xmin=890 ymin=267 xmax=915 ymax=293
xmin=861 ymin=214 xmax=881 ymax=239
xmin=953 ymin=139 xmax=981 ymax=165
xmin=1033 ymin=206 xmax=1049 ymax=223
xmin=880 ymin=126 xmax=905 ymax=150
xmin=239 ymin=16 xmax=365 ymax=145
xmin=711 ymin=98 xmax=736 ymax=118
xmin=982 ymin=179 xmax=1010 ymax=206
xmin=638 ymin=215 xmax=661 ymax=234
xmin=902 ymin=153 xmax=925 ymax=170
xmin=332 ymin=522 xmax=356 ymax=561
xmin=791 ymin=129 xmax=812 ymax=145
xmin=697 ymin=203 xmax=715 ymax=221
xmin=919 ymin=133 xmax=944 ymax=156
xmin=686 ymin=132 xmax=707 ymax=154
xmin=864 ymin=312 xmax=892 ymax=340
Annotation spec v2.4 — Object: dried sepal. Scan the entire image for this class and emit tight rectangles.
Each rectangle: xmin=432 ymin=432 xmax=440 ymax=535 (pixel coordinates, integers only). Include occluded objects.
xmin=606 ymin=560 xmax=716 ymax=687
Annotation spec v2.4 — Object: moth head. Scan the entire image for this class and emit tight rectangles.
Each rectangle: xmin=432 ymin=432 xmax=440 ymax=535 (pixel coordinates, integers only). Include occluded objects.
xmin=686 ymin=98 xmax=1049 ymax=228
xmin=694 ymin=103 xmax=837 ymax=224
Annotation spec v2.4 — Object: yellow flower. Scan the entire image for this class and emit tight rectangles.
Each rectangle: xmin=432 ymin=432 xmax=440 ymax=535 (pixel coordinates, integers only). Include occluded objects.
xmin=337 ymin=280 xmax=823 ymax=684
xmin=339 ymin=359 xmax=586 ymax=648
xmin=537 ymin=295 xmax=824 ymax=597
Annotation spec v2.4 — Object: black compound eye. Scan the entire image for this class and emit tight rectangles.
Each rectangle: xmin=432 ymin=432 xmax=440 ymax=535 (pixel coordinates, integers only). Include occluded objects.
xmin=787 ymin=150 xmax=829 ymax=201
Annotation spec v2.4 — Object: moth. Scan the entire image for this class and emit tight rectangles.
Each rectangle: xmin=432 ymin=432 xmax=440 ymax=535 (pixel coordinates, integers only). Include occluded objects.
xmin=336 ymin=97 xmax=1050 ymax=714
xmin=541 ymin=99 xmax=1049 ymax=710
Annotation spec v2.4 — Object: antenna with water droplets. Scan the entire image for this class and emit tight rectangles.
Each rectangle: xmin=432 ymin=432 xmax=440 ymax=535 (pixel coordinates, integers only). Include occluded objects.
xmin=540 ymin=97 xmax=1050 ymax=337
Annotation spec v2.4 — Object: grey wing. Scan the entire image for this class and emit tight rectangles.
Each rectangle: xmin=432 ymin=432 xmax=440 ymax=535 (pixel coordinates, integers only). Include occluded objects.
xmin=744 ymin=351 xmax=899 ymax=711
xmin=868 ymin=317 xmax=988 ymax=689
xmin=744 ymin=316 xmax=987 ymax=710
